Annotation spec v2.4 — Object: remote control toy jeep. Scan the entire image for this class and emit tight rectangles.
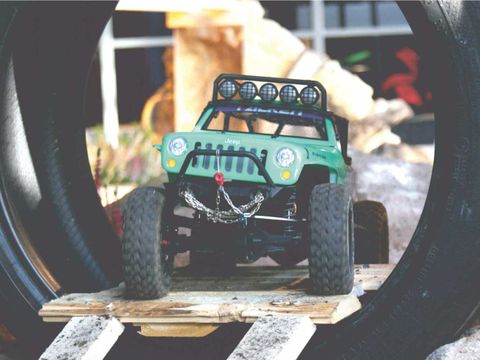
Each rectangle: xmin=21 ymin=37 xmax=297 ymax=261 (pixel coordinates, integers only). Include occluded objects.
xmin=122 ymin=74 xmax=389 ymax=299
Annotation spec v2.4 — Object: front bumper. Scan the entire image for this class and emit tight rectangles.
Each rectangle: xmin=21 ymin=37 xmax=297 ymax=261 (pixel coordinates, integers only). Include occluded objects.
xmin=175 ymin=149 xmax=274 ymax=186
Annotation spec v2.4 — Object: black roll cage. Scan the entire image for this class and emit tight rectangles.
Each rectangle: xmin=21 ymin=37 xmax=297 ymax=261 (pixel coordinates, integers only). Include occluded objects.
xmin=203 ymin=107 xmax=328 ymax=140
xmin=330 ymin=113 xmax=351 ymax=165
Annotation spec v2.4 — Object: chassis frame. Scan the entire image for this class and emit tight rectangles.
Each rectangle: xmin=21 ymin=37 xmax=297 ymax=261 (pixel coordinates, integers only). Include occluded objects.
xmin=163 ymin=148 xmax=310 ymax=262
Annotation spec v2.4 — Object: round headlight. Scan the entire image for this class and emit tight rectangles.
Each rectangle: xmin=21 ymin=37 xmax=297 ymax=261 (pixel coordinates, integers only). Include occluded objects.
xmin=276 ymin=148 xmax=295 ymax=168
xmin=259 ymin=83 xmax=278 ymax=102
xmin=279 ymin=85 xmax=299 ymax=104
xmin=168 ymin=137 xmax=188 ymax=156
xmin=300 ymin=86 xmax=319 ymax=105
xmin=239 ymin=81 xmax=258 ymax=100
xmin=219 ymin=80 xmax=238 ymax=99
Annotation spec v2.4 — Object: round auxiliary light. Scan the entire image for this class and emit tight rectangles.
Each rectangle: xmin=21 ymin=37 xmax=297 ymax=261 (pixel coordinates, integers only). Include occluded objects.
xmin=239 ymin=81 xmax=258 ymax=100
xmin=168 ymin=137 xmax=188 ymax=156
xmin=300 ymin=86 xmax=320 ymax=105
xmin=259 ymin=83 xmax=278 ymax=102
xmin=276 ymin=147 xmax=296 ymax=168
xmin=279 ymin=85 xmax=299 ymax=104
xmin=219 ymin=79 xmax=238 ymax=99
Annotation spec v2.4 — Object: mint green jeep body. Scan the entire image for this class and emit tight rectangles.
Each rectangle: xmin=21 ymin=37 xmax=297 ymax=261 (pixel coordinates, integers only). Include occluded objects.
xmin=158 ymin=101 xmax=348 ymax=187
xmin=145 ymin=74 xmax=355 ymax=295
xmin=122 ymin=74 xmax=363 ymax=299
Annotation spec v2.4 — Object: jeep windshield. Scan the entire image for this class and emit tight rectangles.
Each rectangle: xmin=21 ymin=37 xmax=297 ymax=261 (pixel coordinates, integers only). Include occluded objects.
xmin=203 ymin=105 xmax=327 ymax=140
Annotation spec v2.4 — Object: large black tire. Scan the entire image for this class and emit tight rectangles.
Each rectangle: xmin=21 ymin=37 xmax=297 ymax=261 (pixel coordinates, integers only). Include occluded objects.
xmin=122 ymin=187 xmax=172 ymax=299
xmin=354 ymin=200 xmax=389 ymax=264
xmin=308 ymin=184 xmax=354 ymax=295
xmin=0 ymin=2 xmax=479 ymax=359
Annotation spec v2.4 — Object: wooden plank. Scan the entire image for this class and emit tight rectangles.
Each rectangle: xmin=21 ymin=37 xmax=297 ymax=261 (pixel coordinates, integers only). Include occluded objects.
xmin=39 ymin=265 xmax=392 ymax=329
xmin=138 ymin=323 xmax=219 ymax=337
xmin=171 ymin=264 xmax=393 ymax=292
xmin=39 ymin=316 xmax=124 ymax=360
xmin=228 ymin=316 xmax=316 ymax=360
xmin=355 ymin=264 xmax=394 ymax=291
xmin=116 ymin=0 xmax=237 ymax=13
xmin=40 ymin=288 xmax=361 ymax=325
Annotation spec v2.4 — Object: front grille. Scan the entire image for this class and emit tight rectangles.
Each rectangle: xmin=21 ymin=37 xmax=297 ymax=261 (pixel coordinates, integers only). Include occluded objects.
xmin=191 ymin=142 xmax=268 ymax=176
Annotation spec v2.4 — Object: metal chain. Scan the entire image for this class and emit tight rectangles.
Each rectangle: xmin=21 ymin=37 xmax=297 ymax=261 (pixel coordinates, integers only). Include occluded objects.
xmin=180 ymin=187 xmax=264 ymax=224
xmin=180 ymin=148 xmax=264 ymax=224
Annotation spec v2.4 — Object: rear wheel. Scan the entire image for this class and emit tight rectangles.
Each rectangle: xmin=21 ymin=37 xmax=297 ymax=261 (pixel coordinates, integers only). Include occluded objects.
xmin=308 ymin=184 xmax=354 ymax=295
xmin=354 ymin=201 xmax=389 ymax=264
xmin=122 ymin=187 xmax=172 ymax=299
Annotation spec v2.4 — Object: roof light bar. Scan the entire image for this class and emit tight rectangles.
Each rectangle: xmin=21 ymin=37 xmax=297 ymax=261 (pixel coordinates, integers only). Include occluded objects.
xmin=213 ymin=74 xmax=328 ymax=110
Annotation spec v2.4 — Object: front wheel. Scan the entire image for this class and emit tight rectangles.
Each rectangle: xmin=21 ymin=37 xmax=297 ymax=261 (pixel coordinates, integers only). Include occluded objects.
xmin=308 ymin=184 xmax=354 ymax=295
xmin=122 ymin=187 xmax=173 ymax=299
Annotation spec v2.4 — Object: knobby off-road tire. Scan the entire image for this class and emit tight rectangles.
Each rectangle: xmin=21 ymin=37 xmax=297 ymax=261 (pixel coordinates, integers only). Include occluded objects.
xmin=354 ymin=200 xmax=389 ymax=264
xmin=122 ymin=187 xmax=172 ymax=299
xmin=308 ymin=184 xmax=354 ymax=295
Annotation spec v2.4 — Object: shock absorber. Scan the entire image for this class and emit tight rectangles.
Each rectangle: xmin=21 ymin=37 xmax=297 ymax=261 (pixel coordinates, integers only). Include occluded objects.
xmin=284 ymin=188 xmax=302 ymax=242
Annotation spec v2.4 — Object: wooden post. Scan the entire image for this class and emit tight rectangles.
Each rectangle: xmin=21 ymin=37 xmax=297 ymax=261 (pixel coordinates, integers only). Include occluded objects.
xmin=228 ymin=316 xmax=316 ymax=360
xmin=39 ymin=316 xmax=124 ymax=360
xmin=166 ymin=1 xmax=264 ymax=132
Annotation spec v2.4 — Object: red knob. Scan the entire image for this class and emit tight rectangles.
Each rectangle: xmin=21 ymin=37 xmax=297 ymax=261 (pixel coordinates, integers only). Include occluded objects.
xmin=214 ymin=172 xmax=225 ymax=187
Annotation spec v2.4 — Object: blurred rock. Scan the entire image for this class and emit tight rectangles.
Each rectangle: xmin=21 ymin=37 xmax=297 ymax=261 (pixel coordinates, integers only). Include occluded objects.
xmin=426 ymin=325 xmax=480 ymax=360
xmin=244 ymin=19 xmax=305 ymax=77
xmin=351 ymin=150 xmax=432 ymax=263
xmin=375 ymin=143 xmax=434 ymax=164
xmin=311 ymin=56 xmax=376 ymax=121
xmin=368 ymin=98 xmax=414 ymax=127
xmin=349 ymin=98 xmax=414 ymax=152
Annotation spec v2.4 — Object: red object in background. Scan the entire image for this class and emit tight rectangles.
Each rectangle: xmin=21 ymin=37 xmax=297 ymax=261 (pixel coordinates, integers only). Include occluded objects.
xmin=214 ymin=172 xmax=225 ymax=187
xmin=382 ymin=47 xmax=427 ymax=108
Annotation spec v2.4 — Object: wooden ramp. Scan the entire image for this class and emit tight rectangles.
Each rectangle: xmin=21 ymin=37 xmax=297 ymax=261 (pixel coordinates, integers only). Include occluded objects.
xmin=40 ymin=265 xmax=393 ymax=337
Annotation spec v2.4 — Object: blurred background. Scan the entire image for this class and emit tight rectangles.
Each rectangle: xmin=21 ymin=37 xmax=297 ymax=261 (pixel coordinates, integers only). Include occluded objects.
xmin=85 ymin=0 xmax=434 ymax=264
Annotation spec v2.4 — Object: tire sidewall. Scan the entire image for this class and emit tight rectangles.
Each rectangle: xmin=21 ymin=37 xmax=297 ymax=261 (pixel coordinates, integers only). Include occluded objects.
xmin=122 ymin=187 xmax=172 ymax=299
xmin=308 ymin=183 xmax=354 ymax=295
